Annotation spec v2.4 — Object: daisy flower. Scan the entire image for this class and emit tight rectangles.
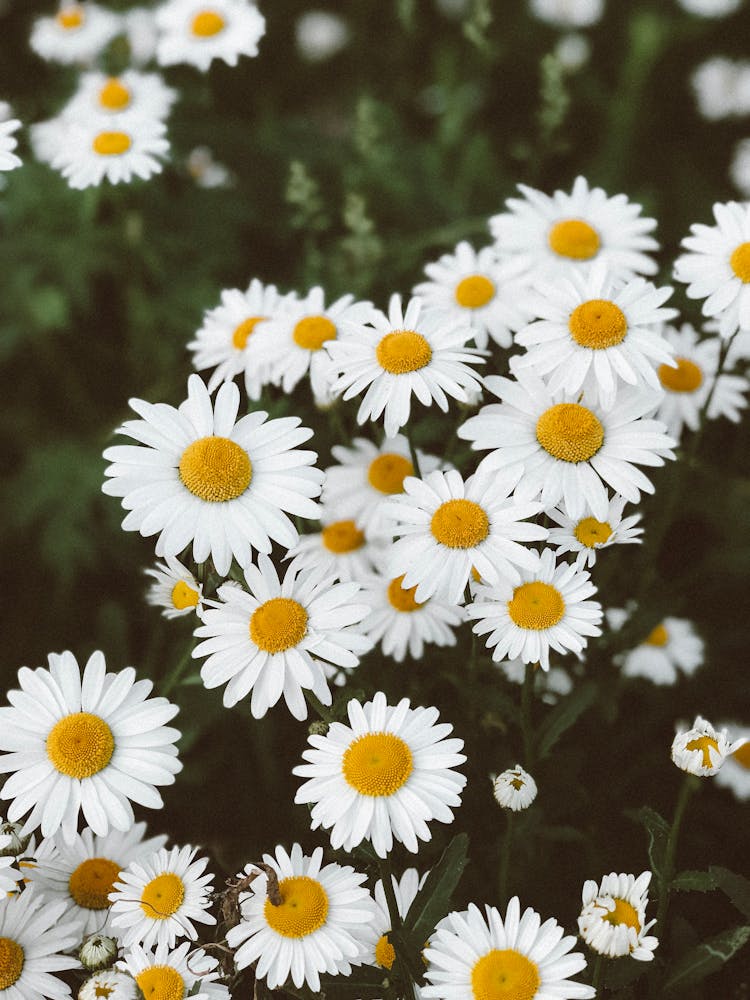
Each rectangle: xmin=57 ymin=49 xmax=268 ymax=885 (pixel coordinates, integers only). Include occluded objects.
xmin=50 ymin=114 xmax=169 ymax=190
xmin=0 ymin=650 xmax=181 ymax=842
xmin=671 ymin=716 xmax=747 ymax=776
xmin=0 ymin=891 xmax=82 ymax=999
xmin=547 ymin=494 xmax=643 ymax=570
xmin=295 ymin=10 xmax=350 ymax=62
xmin=326 ymin=294 xmax=484 ymax=439
xmin=226 ymin=844 xmax=376 ymax=993
xmin=80 ymin=970 xmax=139 ymax=999
xmin=109 ymin=844 xmax=215 ymax=949
xmin=124 ymin=7 xmax=160 ymax=65
xmin=30 ymin=3 xmax=121 ymax=65
xmin=102 ymin=374 xmax=323 ymax=577
xmin=578 ymin=871 xmax=658 ymax=961
xmin=285 ymin=518 xmax=385 ymax=584
xmin=192 ymin=555 xmax=372 ymax=720
xmin=691 ymin=58 xmax=750 ymax=121
xmin=0 ymin=119 xmax=22 ymax=171
xmin=64 ymin=71 xmax=177 ymax=123
xmin=369 ymin=868 xmax=425 ymax=972
xmin=618 ymin=617 xmax=704 ymax=685
xmin=467 ymin=549 xmax=603 ymax=670
xmin=529 ymin=0 xmax=605 ymax=28
xmin=714 ymin=724 xmax=750 ymax=800
xmin=412 ymin=241 xmax=532 ymax=350
xmin=489 ymin=176 xmax=659 ymax=282
xmin=677 ymin=0 xmax=743 ymax=15
xmin=423 ymin=898 xmax=595 ymax=1000
xmin=145 ymin=555 xmax=203 ymax=619
xmin=458 ymin=369 xmax=676 ymax=520
xmin=294 ymin=691 xmax=467 ymax=857
xmin=383 ymin=466 xmax=547 ymax=605
xmin=492 ymin=765 xmax=537 ymax=811
xmin=119 ymin=941 xmax=229 ymax=999
xmin=155 ymin=0 xmax=266 ymax=71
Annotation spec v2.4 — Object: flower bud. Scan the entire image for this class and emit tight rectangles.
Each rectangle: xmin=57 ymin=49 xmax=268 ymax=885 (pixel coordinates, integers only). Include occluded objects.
xmin=79 ymin=934 xmax=119 ymax=972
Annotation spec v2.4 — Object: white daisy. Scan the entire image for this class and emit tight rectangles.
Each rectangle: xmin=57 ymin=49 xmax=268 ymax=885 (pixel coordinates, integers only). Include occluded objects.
xmin=285 ymin=518 xmax=385 ymax=583
xmin=30 ymin=115 xmax=70 ymax=167
xmin=79 ymin=970 xmax=139 ymax=999
xmin=489 ymin=176 xmax=659 ymax=282
xmin=0 ymin=893 xmax=81 ymax=998
xmin=192 ymin=555 xmax=372 ymax=720
xmin=50 ymin=114 xmax=169 ymax=190
xmin=492 ymin=765 xmax=537 ymax=811
xmin=713 ymin=724 xmax=750 ymax=800
xmin=102 ymin=374 xmax=323 ymax=577
xmin=326 ymin=293 xmax=484 ymax=438
xmin=691 ymin=58 xmax=750 ymax=121
xmin=295 ymin=11 xmax=350 ymax=62
xmin=294 ymin=691 xmax=467 ymax=857
xmin=618 ymin=617 xmax=704 ymax=685
xmin=145 ymin=555 xmax=204 ymax=619
xmin=369 ymin=868 xmax=425 ymax=972
xmin=422 ymin=898 xmax=595 ymax=1000
xmin=528 ymin=0 xmax=605 ymax=28
xmin=30 ymin=3 xmax=121 ymax=65
xmin=0 ymin=119 xmax=22 ymax=172
xmin=467 ymin=548 xmax=603 ymax=671
xmin=226 ymin=844 xmax=376 ymax=993
xmin=547 ymin=494 xmax=643 ymax=569
xmin=730 ymin=137 xmax=750 ymax=198
xmin=124 ymin=7 xmax=160 ymax=65
xmin=119 ymin=941 xmax=229 ymax=999
xmin=0 ymin=650 xmax=181 ymax=842
xmin=498 ymin=657 xmax=573 ymax=704
xmin=671 ymin=715 xmax=747 ymax=776
xmin=578 ymin=871 xmax=658 ymax=961
xmin=458 ymin=369 xmax=676 ymax=520
xmin=186 ymin=145 xmax=233 ymax=188
xmin=64 ymin=71 xmax=177 ymax=123
xmin=155 ymin=0 xmax=266 ymax=71
xmin=109 ymin=844 xmax=215 ymax=950
xmin=554 ymin=32 xmax=591 ymax=72
xmin=677 ymin=0 xmax=744 ymax=16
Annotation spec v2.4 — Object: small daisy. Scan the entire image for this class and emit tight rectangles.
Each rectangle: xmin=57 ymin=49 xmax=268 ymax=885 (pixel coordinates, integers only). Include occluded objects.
xmin=64 ymin=71 xmax=177 ymax=123
xmin=192 ymin=555 xmax=372 ymax=720
xmin=80 ymin=970 xmax=139 ymax=999
xmin=102 ymin=374 xmax=323 ymax=577
xmin=618 ymin=617 xmax=704 ymax=685
xmin=0 ymin=891 xmax=81 ymax=999
xmin=30 ymin=3 xmax=121 ymax=65
xmin=226 ymin=844 xmax=376 ymax=993
xmin=369 ymin=868 xmax=426 ymax=972
xmin=467 ymin=548 xmax=603 ymax=670
xmin=677 ymin=0 xmax=743 ymax=16
xmin=691 ymin=58 xmax=750 ymax=121
xmin=285 ymin=518 xmax=385 ymax=583
xmin=492 ymin=765 xmax=537 ymax=811
xmin=671 ymin=716 xmax=747 ymax=776
xmin=326 ymin=294 xmax=484 ymax=438
xmin=119 ymin=941 xmax=229 ymax=999
xmin=547 ymin=494 xmax=643 ymax=570
xmin=145 ymin=555 xmax=204 ymax=619
xmin=294 ymin=691 xmax=467 ymax=857
xmin=423 ymin=898 xmax=595 ymax=1000
xmin=489 ymin=176 xmax=659 ymax=282
xmin=0 ymin=650 xmax=181 ymax=842
xmin=578 ymin=871 xmax=658 ymax=961
xmin=714 ymin=724 xmax=750 ymax=800
xmin=295 ymin=10 xmax=350 ymax=62
xmin=0 ymin=119 xmax=22 ymax=171
xmin=109 ymin=844 xmax=215 ymax=950
xmin=528 ymin=0 xmax=605 ymax=28
xmin=50 ymin=115 xmax=169 ymax=190
xmin=155 ymin=0 xmax=266 ymax=71
xmin=499 ymin=657 xmax=573 ymax=703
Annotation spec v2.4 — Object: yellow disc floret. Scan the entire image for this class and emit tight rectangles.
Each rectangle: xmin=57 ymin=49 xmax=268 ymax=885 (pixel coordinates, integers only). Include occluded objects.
xmin=293 ymin=315 xmax=337 ymax=351
xmin=685 ymin=734 xmax=719 ymax=769
xmin=171 ymin=580 xmax=200 ymax=611
xmin=470 ymin=948 xmax=541 ymax=1000
xmin=0 ymin=938 xmax=24 ymax=991
xmin=376 ymin=331 xmax=432 ymax=374
xmin=387 ymin=575 xmax=424 ymax=612
xmin=250 ymin=598 xmax=308 ymax=653
xmin=140 ymin=873 xmax=185 ymax=920
xmin=321 ymin=520 xmax=366 ymax=554
xmin=508 ymin=582 xmax=565 ymax=631
xmin=536 ymin=403 xmax=604 ymax=463
xmin=264 ymin=876 xmax=329 ymax=938
xmin=455 ymin=275 xmax=496 ymax=309
xmin=69 ymin=857 xmax=121 ymax=910
xmin=730 ymin=242 xmax=750 ymax=283
xmin=430 ymin=499 xmax=490 ymax=549
xmin=732 ymin=743 xmax=750 ymax=770
xmin=368 ymin=453 xmax=413 ymax=494
xmin=99 ymin=79 xmax=131 ymax=111
xmin=232 ymin=316 xmax=265 ymax=350
xmin=658 ymin=358 xmax=703 ymax=393
xmin=191 ymin=10 xmax=226 ymax=36
xmin=645 ymin=623 xmax=668 ymax=647
xmin=179 ymin=436 xmax=252 ymax=502
xmin=603 ymin=898 xmax=641 ymax=933
xmin=375 ymin=933 xmax=396 ymax=970
xmin=47 ymin=713 xmax=115 ymax=779
xmin=92 ymin=132 xmax=132 ymax=157
xmin=343 ymin=732 xmax=413 ymax=796
xmin=574 ymin=517 xmax=613 ymax=548
xmin=136 ymin=965 xmax=185 ymax=1000
xmin=56 ymin=6 xmax=84 ymax=29
xmin=548 ymin=219 xmax=600 ymax=261
xmin=568 ymin=299 xmax=628 ymax=350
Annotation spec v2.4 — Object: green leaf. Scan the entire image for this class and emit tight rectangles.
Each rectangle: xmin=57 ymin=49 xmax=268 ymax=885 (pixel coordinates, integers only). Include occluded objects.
xmin=664 ymin=925 xmax=750 ymax=992
xmin=710 ymin=866 xmax=750 ymax=919
xmin=403 ymin=834 xmax=469 ymax=942
xmin=603 ymin=956 xmax=649 ymax=990
xmin=536 ymin=683 xmax=597 ymax=760
xmin=671 ymin=870 xmax=717 ymax=893
xmin=626 ymin=806 xmax=670 ymax=878
xmin=320 ymin=964 xmax=386 ymax=999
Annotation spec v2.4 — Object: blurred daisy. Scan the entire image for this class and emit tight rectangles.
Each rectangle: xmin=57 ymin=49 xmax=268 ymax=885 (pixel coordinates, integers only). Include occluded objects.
xmin=578 ymin=871 xmax=658 ymax=961
xmin=295 ymin=11 xmax=350 ymax=62
xmin=102 ymin=375 xmax=323 ymax=577
xmin=671 ymin=716 xmax=747 ymax=776
xmin=714 ymin=724 xmax=750 ymax=800
xmin=80 ymin=970 xmax=139 ymax=999
xmin=467 ymin=548 xmax=603 ymax=670
xmin=618 ymin=617 xmax=704 ymax=684
xmin=30 ymin=3 xmax=121 ymax=65
xmin=0 ymin=119 xmax=21 ymax=171
xmin=489 ymin=176 xmax=659 ymax=282
xmin=423 ymin=899 xmax=595 ymax=1000
xmin=119 ymin=941 xmax=229 ymax=999
xmin=499 ymin=657 xmax=573 ymax=703
xmin=554 ymin=32 xmax=591 ymax=71
xmin=528 ymin=0 xmax=605 ymax=28
xmin=50 ymin=114 xmax=169 ymax=190
xmin=226 ymin=844 xmax=376 ymax=992
xmin=547 ymin=494 xmax=643 ymax=569
xmin=326 ymin=294 xmax=484 ymax=438
xmin=109 ymin=844 xmax=215 ymax=949
xmin=730 ymin=138 xmax=750 ymax=198
xmin=691 ymin=58 xmax=750 ymax=121
xmin=124 ymin=7 xmax=160 ymax=64
xmin=155 ymin=0 xmax=266 ymax=71
xmin=285 ymin=518 xmax=384 ymax=583
xmin=493 ymin=765 xmax=537 ymax=811
xmin=0 ymin=650 xmax=181 ymax=841
xmin=294 ymin=691 xmax=466 ymax=857
xmin=186 ymin=145 xmax=232 ymax=188
xmin=30 ymin=116 xmax=69 ymax=167
xmin=145 ymin=555 xmax=203 ymax=620
xmin=0 ymin=891 xmax=81 ymax=999
xmin=369 ymin=868 xmax=425 ymax=972
xmin=65 ymin=71 xmax=177 ymax=122
xmin=677 ymin=0 xmax=743 ymax=16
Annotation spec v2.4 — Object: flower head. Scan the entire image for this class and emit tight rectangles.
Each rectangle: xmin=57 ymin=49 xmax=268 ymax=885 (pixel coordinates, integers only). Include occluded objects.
xmin=156 ymin=0 xmax=266 ymax=70
xmin=671 ymin=716 xmax=747 ymax=776
xmin=0 ymin=891 xmax=80 ymax=999
xmin=493 ymin=765 xmax=537 ymax=811
xmin=578 ymin=871 xmax=658 ymax=961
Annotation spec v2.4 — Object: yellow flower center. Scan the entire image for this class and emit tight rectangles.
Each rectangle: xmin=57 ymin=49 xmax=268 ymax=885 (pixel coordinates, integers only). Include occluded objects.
xmin=685 ymin=734 xmax=719 ymax=769
xmin=191 ymin=10 xmax=226 ymax=36
xmin=232 ymin=316 xmax=265 ymax=350
xmin=69 ymin=857 xmax=121 ymax=909
xmin=376 ymin=331 xmax=432 ymax=374
xmin=250 ymin=598 xmax=308 ymax=654
xmin=140 ymin=873 xmax=185 ymax=920
xmin=568 ymin=299 xmax=628 ymax=350
xmin=136 ymin=965 xmax=185 ymax=1000
xmin=0 ymin=938 xmax=24 ymax=991
xmin=321 ymin=520 xmax=366 ymax=554
xmin=342 ymin=732 xmax=413 ymax=796
xmin=387 ymin=575 xmax=424 ymax=612
xmin=603 ymin=898 xmax=642 ymax=933
xmin=93 ymin=985 xmax=114 ymax=998
xmin=536 ymin=403 xmax=604 ymax=463
xmin=171 ymin=580 xmax=200 ymax=611
xmin=179 ymin=436 xmax=252 ymax=502
xmin=264 ymin=876 xmax=329 ymax=938
xmin=455 ymin=274 xmax=496 ymax=309
xmin=510 ymin=777 xmax=524 ymax=790
xmin=375 ymin=932 xmax=396 ymax=970
xmin=293 ymin=315 xmax=337 ymax=351
xmin=92 ymin=132 xmax=132 ymax=157
xmin=732 ymin=743 xmax=750 ymax=770
xmin=56 ymin=6 xmax=84 ymax=29
xmin=471 ymin=948 xmax=540 ymax=1000
xmin=508 ymin=581 xmax=565 ymax=631
xmin=367 ymin=453 xmax=413 ymax=494
xmin=658 ymin=357 xmax=703 ymax=393
xmin=548 ymin=219 xmax=601 ymax=260
xmin=98 ymin=78 xmax=131 ymax=111
xmin=730 ymin=241 xmax=750 ymax=283
xmin=430 ymin=498 xmax=490 ymax=549
xmin=574 ymin=517 xmax=613 ymax=548
xmin=47 ymin=713 xmax=115 ymax=779
xmin=645 ymin=623 xmax=668 ymax=647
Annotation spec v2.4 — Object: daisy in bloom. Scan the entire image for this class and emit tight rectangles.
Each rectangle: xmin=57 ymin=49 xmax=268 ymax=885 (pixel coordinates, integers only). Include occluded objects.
xmin=155 ymin=0 xmax=266 ymax=71
xmin=617 ymin=616 xmax=704 ymax=685
xmin=413 ymin=241 xmax=532 ymax=350
xmin=102 ymin=375 xmax=323 ymax=577
xmin=499 ymin=657 xmax=573 ymax=704
xmin=50 ymin=114 xmax=169 ymax=190
xmin=119 ymin=941 xmax=229 ymax=999
xmin=677 ymin=0 xmax=743 ymax=15
xmin=384 ymin=466 xmax=547 ymax=605
xmin=714 ymin=723 xmax=750 ymax=800
xmin=492 ymin=765 xmax=537 ymax=811
xmin=423 ymin=898 xmax=595 ymax=1000
xmin=578 ymin=871 xmax=658 ymax=961
xmin=528 ymin=0 xmax=604 ymax=27
xmin=458 ymin=370 xmax=676 ymax=520
xmin=0 ymin=119 xmax=22 ymax=171
xmin=0 ymin=650 xmax=181 ymax=842
xmin=192 ymin=555 xmax=372 ymax=720
xmin=489 ymin=176 xmax=659 ymax=282
xmin=80 ymin=970 xmax=140 ymax=999
xmin=30 ymin=3 xmax=121 ymax=65
xmin=109 ymin=844 xmax=215 ymax=949
xmin=467 ymin=548 xmax=603 ymax=670
xmin=547 ymin=494 xmax=643 ymax=569
xmin=326 ymin=294 xmax=484 ymax=438
xmin=285 ymin=518 xmax=385 ymax=584
xmin=294 ymin=691 xmax=467 ymax=857
xmin=369 ymin=868 xmax=425 ymax=973
xmin=145 ymin=555 xmax=203 ymax=619
xmin=0 ymin=892 xmax=82 ymax=999
xmin=226 ymin=844 xmax=376 ymax=993
xmin=671 ymin=716 xmax=747 ymax=776
xmin=64 ymin=71 xmax=177 ymax=123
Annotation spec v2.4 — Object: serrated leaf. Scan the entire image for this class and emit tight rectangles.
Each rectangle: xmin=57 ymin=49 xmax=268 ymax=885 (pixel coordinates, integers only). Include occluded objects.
xmin=537 ymin=683 xmax=597 ymax=760
xmin=403 ymin=834 xmax=469 ymax=942
xmin=664 ymin=924 xmax=750 ymax=992
xmin=671 ymin=870 xmax=717 ymax=892
xmin=710 ymin=866 xmax=750 ymax=919
xmin=627 ymin=806 xmax=670 ymax=878
xmin=320 ymin=964 xmax=387 ymax=999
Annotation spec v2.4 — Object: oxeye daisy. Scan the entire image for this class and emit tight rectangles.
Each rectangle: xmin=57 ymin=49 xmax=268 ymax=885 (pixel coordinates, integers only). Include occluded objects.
xmin=0 ymin=650 xmax=181 ymax=842
xmin=671 ymin=716 xmax=747 ymax=776
xmin=326 ymin=293 xmax=484 ymax=438
xmin=578 ymin=871 xmax=658 ymax=961
xmin=65 ymin=71 xmax=177 ymax=123
xmin=119 ymin=941 xmax=229 ymax=999
xmin=369 ymin=868 xmax=426 ymax=973
xmin=617 ymin=616 xmax=704 ymax=685
xmin=0 ymin=119 xmax=22 ymax=171
xmin=30 ymin=3 xmax=121 ymax=65
xmin=458 ymin=370 xmax=676 ymax=520
xmin=155 ymin=0 xmax=266 ymax=71
xmin=489 ymin=176 xmax=659 ymax=282
xmin=466 ymin=548 xmax=603 ymax=670
xmin=714 ymin=723 xmax=750 ymax=800
xmin=109 ymin=844 xmax=215 ymax=949
xmin=145 ymin=555 xmax=203 ymax=619
xmin=285 ymin=518 xmax=385 ymax=584
xmin=80 ymin=970 xmax=139 ymax=999
xmin=0 ymin=892 xmax=81 ymax=999
xmin=294 ymin=691 xmax=467 ymax=857
xmin=102 ymin=374 xmax=323 ymax=577
xmin=547 ymin=494 xmax=643 ymax=570
xmin=226 ymin=844 xmax=376 ymax=993
xmin=492 ymin=765 xmax=537 ymax=811
xmin=422 ymin=899 xmax=595 ymax=1000
xmin=50 ymin=115 xmax=169 ymax=190
xmin=529 ymin=0 xmax=604 ymax=27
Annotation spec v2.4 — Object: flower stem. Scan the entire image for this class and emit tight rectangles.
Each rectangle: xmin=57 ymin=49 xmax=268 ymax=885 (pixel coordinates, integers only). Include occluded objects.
xmin=655 ymin=774 xmax=699 ymax=938
xmin=521 ymin=662 xmax=536 ymax=769
xmin=377 ymin=856 xmax=416 ymax=1000
xmin=498 ymin=812 xmax=514 ymax=903
xmin=304 ymin=690 xmax=335 ymax=724
xmin=161 ymin=641 xmax=195 ymax=697
xmin=405 ymin=427 xmax=421 ymax=478
xmin=590 ymin=953 xmax=604 ymax=992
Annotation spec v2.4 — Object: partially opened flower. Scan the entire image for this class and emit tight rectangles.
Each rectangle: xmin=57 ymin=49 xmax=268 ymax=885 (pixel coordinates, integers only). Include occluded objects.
xmin=156 ymin=0 xmax=266 ymax=70
xmin=145 ymin=555 xmax=203 ymax=619
xmin=578 ymin=871 xmax=658 ymax=961
xmin=671 ymin=716 xmax=747 ymax=776
xmin=714 ymin=724 xmax=750 ymax=800
xmin=492 ymin=765 xmax=537 ymax=811
xmin=0 ymin=891 xmax=81 ymax=999
xmin=119 ymin=941 xmax=229 ymax=999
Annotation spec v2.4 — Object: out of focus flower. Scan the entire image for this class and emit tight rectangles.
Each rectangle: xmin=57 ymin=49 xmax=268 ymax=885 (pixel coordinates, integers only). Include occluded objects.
xmin=155 ymin=0 xmax=266 ymax=71
xmin=65 ymin=71 xmax=177 ymax=122
xmin=50 ymin=114 xmax=169 ymax=189
xmin=295 ymin=11 xmax=350 ymax=62
xmin=714 ymin=724 xmax=750 ymax=800
xmin=554 ymin=32 xmax=591 ymax=71
xmin=145 ymin=554 xmax=203 ymax=619
xmin=671 ymin=716 xmax=747 ymax=776
xmin=547 ymin=495 xmax=643 ymax=569
xmin=677 ymin=0 xmax=744 ymax=16
xmin=499 ymin=657 xmax=573 ymax=703
xmin=30 ymin=3 xmax=121 ymax=65
xmin=124 ymin=7 xmax=159 ymax=64
xmin=493 ymin=765 xmax=537 ymax=810
xmin=730 ymin=137 xmax=750 ymax=197
xmin=0 ymin=118 xmax=21 ymax=171
xmin=529 ymin=0 xmax=605 ymax=28
xmin=621 ymin=617 xmax=704 ymax=684
xmin=691 ymin=58 xmax=750 ymax=121
xmin=186 ymin=145 xmax=232 ymax=188
xmin=578 ymin=871 xmax=658 ymax=960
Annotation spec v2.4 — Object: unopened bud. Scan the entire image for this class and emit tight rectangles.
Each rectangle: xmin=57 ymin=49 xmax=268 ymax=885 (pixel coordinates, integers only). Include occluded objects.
xmin=0 ymin=822 xmax=30 ymax=857
xmin=79 ymin=934 xmax=119 ymax=972
xmin=308 ymin=720 xmax=329 ymax=737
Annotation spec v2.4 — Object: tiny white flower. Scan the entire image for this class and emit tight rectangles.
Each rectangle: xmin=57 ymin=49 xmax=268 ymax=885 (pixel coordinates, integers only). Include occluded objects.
xmin=145 ymin=555 xmax=203 ymax=619
xmin=547 ymin=494 xmax=643 ymax=569
xmin=493 ymin=765 xmax=537 ymax=811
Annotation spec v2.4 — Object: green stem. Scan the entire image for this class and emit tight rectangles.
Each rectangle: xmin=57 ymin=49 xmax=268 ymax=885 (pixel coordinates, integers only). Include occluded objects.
xmin=405 ymin=427 xmax=421 ymax=478
xmin=590 ymin=953 xmax=605 ymax=993
xmin=304 ymin=690 xmax=335 ymax=724
xmin=683 ymin=332 xmax=737 ymax=465
xmin=655 ymin=775 xmax=699 ymax=938
xmin=521 ymin=662 xmax=536 ymax=770
xmin=377 ymin=856 xmax=416 ymax=1000
xmin=160 ymin=641 xmax=195 ymax=697
xmin=498 ymin=812 xmax=514 ymax=903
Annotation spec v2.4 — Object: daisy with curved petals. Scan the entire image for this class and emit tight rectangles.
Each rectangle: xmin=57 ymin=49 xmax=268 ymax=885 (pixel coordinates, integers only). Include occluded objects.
xmin=65 ymin=71 xmax=177 ymax=123
xmin=156 ymin=0 xmax=266 ymax=71
xmin=467 ymin=548 xmax=603 ymax=671
xmin=80 ymin=970 xmax=140 ymax=999
xmin=226 ymin=844 xmax=376 ymax=993
xmin=102 ymin=374 xmax=323 ymax=577
xmin=369 ymin=868 xmax=426 ymax=973
xmin=119 ymin=941 xmax=229 ymax=999
xmin=285 ymin=518 xmax=385 ymax=584
xmin=423 ymin=898 xmax=595 ymax=1000
xmin=326 ymin=294 xmax=484 ymax=438
xmin=0 ymin=650 xmax=181 ymax=842
xmin=294 ymin=691 xmax=467 ymax=857
xmin=145 ymin=555 xmax=203 ymax=619
xmin=618 ymin=617 xmax=704 ymax=685
xmin=547 ymin=494 xmax=643 ymax=570
xmin=671 ymin=716 xmax=747 ymax=777
xmin=0 ymin=119 xmax=22 ymax=171
xmin=30 ymin=3 xmax=121 ymax=65
xmin=0 ymin=891 xmax=81 ymax=999
xmin=578 ymin=871 xmax=658 ymax=961
xmin=714 ymin=723 xmax=750 ymax=800
xmin=51 ymin=114 xmax=169 ymax=190
xmin=492 ymin=765 xmax=537 ymax=811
